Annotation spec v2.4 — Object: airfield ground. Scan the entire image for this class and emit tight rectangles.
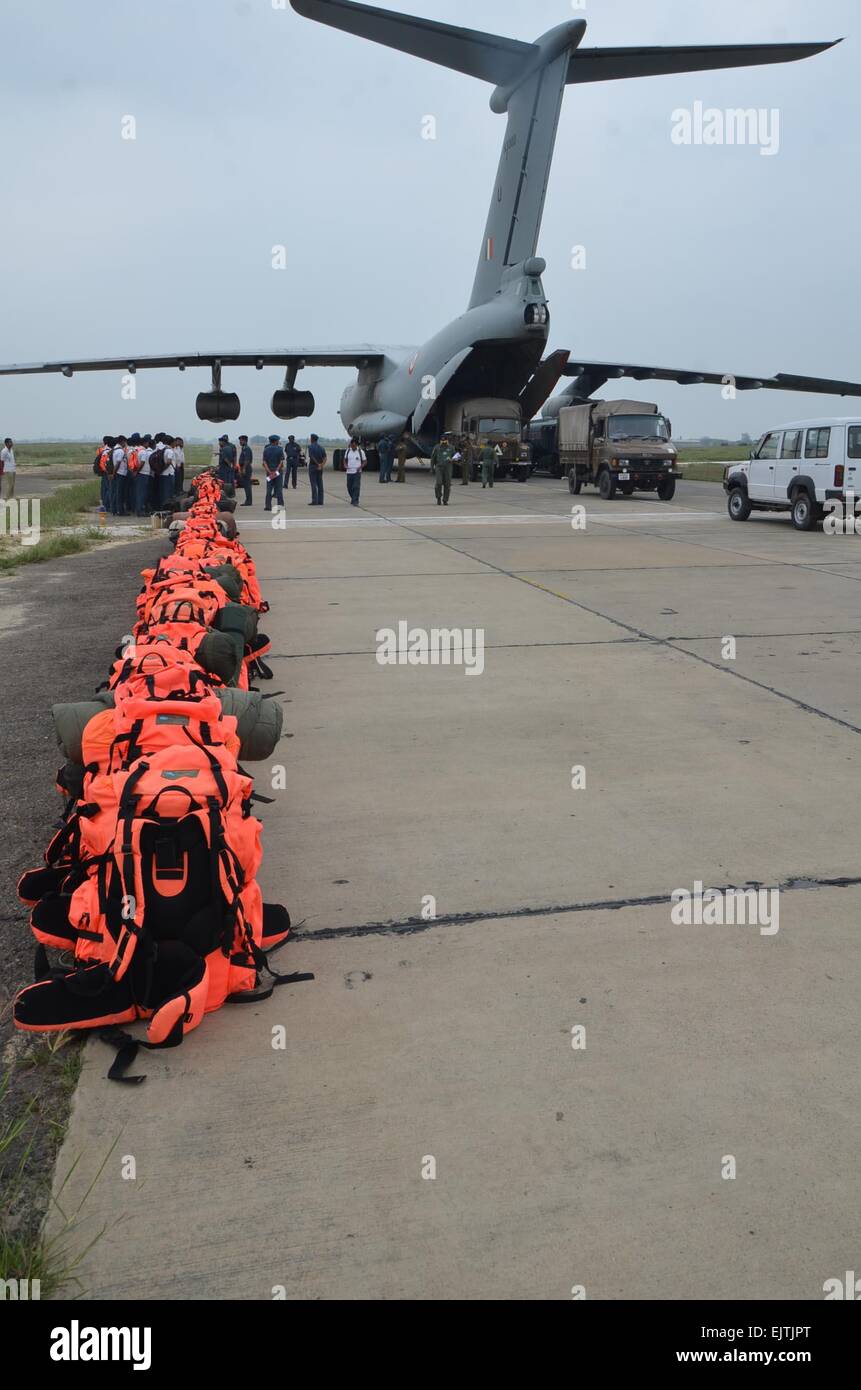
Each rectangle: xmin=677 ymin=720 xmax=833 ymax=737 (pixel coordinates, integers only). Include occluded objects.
xmin=3 ymin=468 xmax=859 ymax=1300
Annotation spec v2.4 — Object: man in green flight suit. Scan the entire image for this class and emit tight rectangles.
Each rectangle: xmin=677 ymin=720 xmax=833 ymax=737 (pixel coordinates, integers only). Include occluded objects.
xmin=430 ymin=436 xmax=455 ymax=506
xmin=456 ymin=436 xmax=472 ymax=486
xmin=480 ymin=441 xmax=497 ymax=489
xmin=395 ymin=437 xmax=408 ymax=484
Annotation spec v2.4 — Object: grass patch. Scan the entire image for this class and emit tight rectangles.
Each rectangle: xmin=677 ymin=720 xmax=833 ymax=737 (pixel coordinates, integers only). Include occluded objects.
xmin=0 ymin=533 xmax=96 ymax=573
xmin=15 ymin=442 xmax=216 ymax=470
xmin=676 ymin=445 xmax=750 ymax=464
xmin=0 ymin=1040 xmax=110 ymax=1299
xmin=0 ymin=480 xmax=106 ymax=573
xmin=13 ymin=443 xmax=96 ymax=470
xmin=678 ymin=462 xmax=727 ymax=484
xmin=39 ymin=480 xmax=102 ymax=527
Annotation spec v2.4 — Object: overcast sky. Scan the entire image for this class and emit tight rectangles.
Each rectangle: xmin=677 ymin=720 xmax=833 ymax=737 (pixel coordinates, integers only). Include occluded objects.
xmin=1 ymin=0 xmax=858 ymax=440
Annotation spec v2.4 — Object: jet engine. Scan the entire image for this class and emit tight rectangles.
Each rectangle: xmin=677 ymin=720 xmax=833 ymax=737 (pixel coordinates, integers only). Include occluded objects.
xmin=196 ymin=391 xmax=241 ymax=423
xmin=271 ymin=389 xmax=315 ymax=420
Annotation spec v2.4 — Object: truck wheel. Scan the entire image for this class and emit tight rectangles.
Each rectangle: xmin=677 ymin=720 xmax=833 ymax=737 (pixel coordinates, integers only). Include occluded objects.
xmin=790 ymin=489 xmax=818 ymax=531
xmin=657 ymin=478 xmax=676 ymax=502
xmin=568 ymin=471 xmax=582 ymax=495
xmin=619 ymin=482 xmax=635 ymax=496
xmin=516 ymin=466 xmax=530 ymax=482
xmin=599 ymin=469 xmax=617 ymax=501
xmin=727 ymin=488 xmax=751 ymax=522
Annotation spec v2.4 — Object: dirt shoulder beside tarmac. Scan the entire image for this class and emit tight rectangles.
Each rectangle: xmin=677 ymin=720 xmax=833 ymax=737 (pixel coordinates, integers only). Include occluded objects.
xmin=0 ymin=535 xmax=162 ymax=1291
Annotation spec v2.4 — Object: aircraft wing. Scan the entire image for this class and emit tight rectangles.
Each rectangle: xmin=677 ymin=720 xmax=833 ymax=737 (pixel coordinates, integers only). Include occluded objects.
xmin=0 ymin=348 xmax=388 ymax=378
xmin=568 ymin=40 xmax=842 ymax=84
xmin=562 ymin=361 xmax=861 ymax=400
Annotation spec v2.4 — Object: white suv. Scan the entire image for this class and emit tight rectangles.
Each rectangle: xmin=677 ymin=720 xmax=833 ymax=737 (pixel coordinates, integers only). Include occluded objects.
xmin=725 ymin=417 xmax=861 ymax=530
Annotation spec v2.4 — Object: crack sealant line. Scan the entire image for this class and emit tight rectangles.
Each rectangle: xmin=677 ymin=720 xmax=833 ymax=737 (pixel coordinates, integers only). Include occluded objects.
xmin=291 ymin=872 xmax=861 ymax=944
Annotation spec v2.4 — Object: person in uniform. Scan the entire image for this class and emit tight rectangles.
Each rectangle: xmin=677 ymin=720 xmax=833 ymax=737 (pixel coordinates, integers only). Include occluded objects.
xmin=238 ymin=436 xmax=254 ymax=506
xmin=430 ymin=436 xmax=455 ymax=506
xmin=285 ymin=436 xmax=302 ymax=491
xmin=395 ymin=437 xmax=408 ymax=484
xmin=263 ymin=435 xmax=286 ymax=511
xmin=456 ymin=435 xmax=472 ymax=485
xmin=217 ymin=436 xmax=237 ymax=490
xmin=480 ymin=441 xmax=497 ymax=490
xmin=378 ymin=434 xmax=394 ymax=484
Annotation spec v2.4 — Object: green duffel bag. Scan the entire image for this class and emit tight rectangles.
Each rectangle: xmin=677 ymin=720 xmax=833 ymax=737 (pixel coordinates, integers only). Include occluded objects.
xmin=53 ymin=694 xmax=114 ymax=763
xmin=216 ymin=602 xmax=258 ymax=644
xmin=195 ymin=630 xmax=242 ymax=686
xmin=204 ymin=564 xmax=244 ymax=603
xmin=217 ymin=688 xmax=284 ymax=761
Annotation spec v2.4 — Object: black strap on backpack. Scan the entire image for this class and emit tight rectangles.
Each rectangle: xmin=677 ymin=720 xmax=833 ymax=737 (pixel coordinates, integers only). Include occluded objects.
xmin=227 ymin=943 xmax=314 ymax=1005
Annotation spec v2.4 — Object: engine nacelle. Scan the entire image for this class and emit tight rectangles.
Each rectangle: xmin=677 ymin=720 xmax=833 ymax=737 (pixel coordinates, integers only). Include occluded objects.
xmin=271 ymin=389 xmax=315 ymax=420
xmin=196 ymin=391 xmax=241 ymax=423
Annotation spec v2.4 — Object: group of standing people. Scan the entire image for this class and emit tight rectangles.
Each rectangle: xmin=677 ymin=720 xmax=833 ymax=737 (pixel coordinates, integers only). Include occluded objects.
xmin=376 ymin=435 xmax=409 ymax=486
xmin=94 ymin=434 xmax=185 ymax=516
xmin=217 ymin=433 xmax=330 ymax=509
xmin=429 ymin=436 xmax=499 ymax=506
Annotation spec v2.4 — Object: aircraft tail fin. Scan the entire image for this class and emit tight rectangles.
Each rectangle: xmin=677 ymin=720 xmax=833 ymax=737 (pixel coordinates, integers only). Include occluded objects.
xmin=291 ymin=5 xmax=842 ymax=310
xmin=289 ymin=0 xmax=533 ymax=86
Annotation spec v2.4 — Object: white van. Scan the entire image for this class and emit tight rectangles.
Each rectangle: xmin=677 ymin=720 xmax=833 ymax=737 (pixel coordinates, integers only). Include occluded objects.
xmin=724 ymin=417 xmax=861 ymax=530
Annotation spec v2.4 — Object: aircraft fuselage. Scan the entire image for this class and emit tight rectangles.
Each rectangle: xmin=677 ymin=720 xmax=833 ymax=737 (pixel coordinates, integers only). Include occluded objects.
xmin=340 ymin=261 xmax=550 ymax=452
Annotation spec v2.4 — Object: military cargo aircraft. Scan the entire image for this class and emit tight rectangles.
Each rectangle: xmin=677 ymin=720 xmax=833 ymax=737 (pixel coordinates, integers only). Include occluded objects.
xmin=1 ymin=0 xmax=858 ymax=455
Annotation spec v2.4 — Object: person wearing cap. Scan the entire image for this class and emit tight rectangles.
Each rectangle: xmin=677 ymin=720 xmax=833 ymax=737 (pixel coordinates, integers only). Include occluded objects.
xmin=111 ymin=436 xmax=129 ymax=516
xmin=262 ymin=434 xmax=286 ymax=511
xmin=430 ymin=434 xmax=454 ymax=506
xmin=307 ymin=434 xmax=327 ymax=506
xmin=217 ymin=435 xmax=237 ymax=488
xmin=285 ymin=435 xmax=302 ymax=491
xmin=159 ymin=437 xmax=177 ymax=508
xmin=238 ymin=435 xmax=254 ymax=507
xmin=395 ymin=436 xmax=408 ymax=484
xmin=94 ymin=435 xmax=114 ymax=511
xmin=135 ymin=435 xmax=152 ymax=516
xmin=378 ymin=434 xmax=394 ymax=485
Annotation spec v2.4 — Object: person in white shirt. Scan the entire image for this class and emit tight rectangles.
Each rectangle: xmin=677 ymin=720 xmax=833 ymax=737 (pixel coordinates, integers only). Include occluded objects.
xmin=344 ymin=438 xmax=366 ymax=507
xmin=111 ymin=437 xmax=128 ymax=516
xmin=135 ymin=441 xmax=152 ymax=516
xmin=173 ymin=438 xmax=185 ymax=496
xmin=159 ymin=441 xmax=176 ymax=509
xmin=0 ymin=438 xmax=16 ymax=501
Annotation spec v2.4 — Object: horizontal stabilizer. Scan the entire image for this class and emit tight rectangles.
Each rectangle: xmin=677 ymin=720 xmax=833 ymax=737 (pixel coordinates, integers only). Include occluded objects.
xmin=568 ymin=40 xmax=842 ymax=85
xmin=290 ymin=0 xmax=532 ymax=85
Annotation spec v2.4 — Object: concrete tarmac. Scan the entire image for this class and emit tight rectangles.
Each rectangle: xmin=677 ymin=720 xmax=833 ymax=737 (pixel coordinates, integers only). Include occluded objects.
xmin=51 ymin=470 xmax=861 ymax=1300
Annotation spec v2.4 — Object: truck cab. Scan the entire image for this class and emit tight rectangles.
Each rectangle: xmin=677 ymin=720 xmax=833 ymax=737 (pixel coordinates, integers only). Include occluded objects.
xmin=446 ymin=398 xmax=533 ymax=481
